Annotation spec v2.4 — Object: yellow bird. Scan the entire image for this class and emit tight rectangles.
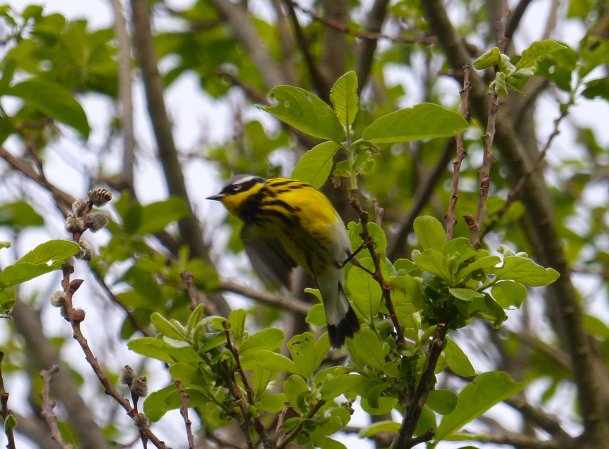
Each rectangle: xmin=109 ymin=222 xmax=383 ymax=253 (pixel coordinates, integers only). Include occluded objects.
xmin=207 ymin=175 xmax=360 ymax=347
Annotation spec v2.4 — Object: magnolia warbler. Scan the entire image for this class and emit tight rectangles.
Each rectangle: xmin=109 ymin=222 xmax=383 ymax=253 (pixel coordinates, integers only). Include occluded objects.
xmin=207 ymin=175 xmax=360 ymax=347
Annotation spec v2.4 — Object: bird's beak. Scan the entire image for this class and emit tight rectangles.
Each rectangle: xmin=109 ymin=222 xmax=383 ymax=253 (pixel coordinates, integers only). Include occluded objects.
xmin=206 ymin=194 xmax=224 ymax=201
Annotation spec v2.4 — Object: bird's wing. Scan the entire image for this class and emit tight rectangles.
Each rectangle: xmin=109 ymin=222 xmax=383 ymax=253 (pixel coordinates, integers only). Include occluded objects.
xmin=241 ymin=224 xmax=296 ymax=289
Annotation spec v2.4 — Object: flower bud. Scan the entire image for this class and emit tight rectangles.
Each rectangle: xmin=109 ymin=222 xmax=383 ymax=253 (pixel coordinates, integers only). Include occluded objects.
xmin=120 ymin=365 xmax=136 ymax=385
xmin=88 ymin=188 xmax=112 ymax=207
xmin=131 ymin=376 xmax=148 ymax=397
xmin=65 ymin=215 xmax=85 ymax=233
xmin=133 ymin=413 xmax=149 ymax=429
xmin=72 ymin=199 xmax=88 ymax=217
xmin=72 ymin=308 xmax=86 ymax=322
xmin=50 ymin=291 xmax=67 ymax=308
xmin=86 ymin=211 xmax=110 ymax=232
xmin=76 ymin=239 xmax=93 ymax=261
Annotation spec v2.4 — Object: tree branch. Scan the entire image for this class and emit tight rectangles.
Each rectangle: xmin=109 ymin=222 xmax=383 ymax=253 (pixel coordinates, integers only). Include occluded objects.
xmin=0 ymin=352 xmax=17 ymax=449
xmin=39 ymin=366 xmax=74 ymax=449
xmin=220 ymin=280 xmax=311 ymax=315
xmin=355 ymin=0 xmax=389 ymax=93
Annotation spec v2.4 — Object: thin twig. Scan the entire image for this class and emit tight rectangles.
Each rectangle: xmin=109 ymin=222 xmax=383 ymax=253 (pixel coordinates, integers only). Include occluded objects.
xmin=276 ymin=399 xmax=326 ymax=449
xmin=110 ymin=0 xmax=136 ymax=194
xmin=222 ymin=323 xmax=271 ymax=448
xmin=349 ymin=189 xmax=405 ymax=346
xmin=220 ymin=280 xmax=311 ymax=315
xmin=289 ymin=0 xmax=435 ymax=45
xmin=39 ymin=366 xmax=74 ymax=449
xmin=0 ymin=352 xmax=17 ymax=449
xmin=446 ymin=65 xmax=471 ymax=240
xmin=390 ymin=323 xmax=447 ymax=449
xmin=174 ymin=381 xmax=195 ymax=449
xmin=483 ymin=106 xmax=569 ymax=236
xmin=469 ymin=1 xmax=509 ymax=248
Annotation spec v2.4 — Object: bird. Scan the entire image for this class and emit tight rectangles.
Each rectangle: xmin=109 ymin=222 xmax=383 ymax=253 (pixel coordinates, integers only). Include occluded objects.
xmin=207 ymin=175 xmax=360 ymax=348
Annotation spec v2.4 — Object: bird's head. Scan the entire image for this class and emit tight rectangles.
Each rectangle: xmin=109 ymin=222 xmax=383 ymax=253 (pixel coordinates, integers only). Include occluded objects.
xmin=206 ymin=174 xmax=266 ymax=216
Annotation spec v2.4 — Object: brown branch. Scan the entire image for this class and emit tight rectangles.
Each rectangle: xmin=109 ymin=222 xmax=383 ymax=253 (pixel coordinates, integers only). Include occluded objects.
xmin=446 ymin=65 xmax=471 ymax=240
xmin=483 ymin=105 xmax=569 ymax=236
xmin=355 ymin=0 xmax=390 ymax=93
xmin=349 ymin=189 xmax=405 ymax=346
xmin=129 ymin=0 xmax=211 ymax=264
xmin=390 ymin=323 xmax=447 ymax=449
xmin=220 ymin=280 xmax=311 ymax=315
xmin=58 ymin=263 xmax=167 ymax=449
xmin=174 ymin=381 xmax=195 ymax=449
xmin=210 ymin=0 xmax=284 ymax=89
xmin=39 ymin=366 xmax=74 ymax=449
xmin=506 ymin=396 xmax=572 ymax=442
xmin=470 ymin=1 xmax=509 ymax=248
xmin=289 ymin=0 xmax=435 ymax=46
xmin=463 ymin=432 xmax=561 ymax=449
xmin=282 ymin=0 xmax=328 ymax=100
xmin=110 ymin=0 xmax=136 ymax=194
xmin=0 ymin=352 xmax=17 ymax=449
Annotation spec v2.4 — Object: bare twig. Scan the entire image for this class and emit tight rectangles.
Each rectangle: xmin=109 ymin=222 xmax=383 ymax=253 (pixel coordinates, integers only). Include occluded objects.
xmin=484 ymin=106 xmax=569 ymax=236
xmin=39 ymin=366 xmax=74 ymax=449
xmin=174 ymin=381 xmax=195 ymax=449
xmin=289 ymin=0 xmax=435 ymax=45
xmin=220 ymin=280 xmax=311 ymax=315
xmin=446 ymin=65 xmax=471 ymax=240
xmin=469 ymin=1 xmax=509 ymax=248
xmin=355 ymin=0 xmax=390 ymax=93
xmin=110 ymin=0 xmax=136 ymax=193
xmin=349 ymin=189 xmax=405 ymax=346
xmin=0 ymin=352 xmax=17 ymax=449
xmin=282 ymin=0 xmax=328 ymax=99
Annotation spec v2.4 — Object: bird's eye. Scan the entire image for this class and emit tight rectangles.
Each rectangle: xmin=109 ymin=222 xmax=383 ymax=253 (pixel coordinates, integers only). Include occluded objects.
xmin=232 ymin=184 xmax=243 ymax=192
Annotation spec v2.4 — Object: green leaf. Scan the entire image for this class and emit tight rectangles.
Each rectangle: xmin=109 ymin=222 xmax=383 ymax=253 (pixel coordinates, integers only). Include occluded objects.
xmin=127 ymin=337 xmax=198 ymax=364
xmin=359 ymin=420 xmax=400 ymax=438
xmin=292 ymin=141 xmax=340 ymax=188
xmin=150 ymin=313 xmax=187 ymax=341
xmin=320 ymin=373 xmax=364 ymax=401
xmin=362 ymin=103 xmax=467 ymax=143
xmin=413 ymin=249 xmax=450 ymax=281
xmin=444 ymin=337 xmax=476 ymax=377
xmin=228 ymin=309 xmax=246 ymax=345
xmin=426 ymin=389 xmax=458 ymax=415
xmin=491 ymin=281 xmax=527 ymax=309
xmin=186 ymin=304 xmax=205 ymax=334
xmin=284 ymin=374 xmax=309 ymax=413
xmin=0 ymin=286 xmax=16 ymax=315
xmin=474 ymin=47 xmax=501 ymax=70
xmin=261 ymin=86 xmax=344 ymax=142
xmin=17 ymin=240 xmax=80 ymax=265
xmin=515 ymin=40 xmax=568 ymax=71
xmin=436 ymin=372 xmax=526 ymax=441
xmin=330 ymin=71 xmax=359 ymax=126
xmin=347 ymin=328 xmax=386 ymax=370
xmin=136 ymin=197 xmax=190 ymax=235
xmin=414 ymin=216 xmax=446 ymax=250
xmin=457 ymin=256 xmax=501 ymax=281
xmin=258 ymin=393 xmax=287 ymax=413
xmin=240 ymin=328 xmax=285 ymax=357
xmin=0 ymin=201 xmax=43 ymax=227
xmin=495 ymin=256 xmax=560 ymax=286
xmin=288 ymin=332 xmax=323 ymax=379
xmin=6 ymin=79 xmax=90 ymax=138
xmin=346 ymin=257 xmax=382 ymax=318
xmin=256 ymin=350 xmax=297 ymax=373
xmin=0 ymin=240 xmax=80 ymax=288
xmin=449 ymin=288 xmax=485 ymax=302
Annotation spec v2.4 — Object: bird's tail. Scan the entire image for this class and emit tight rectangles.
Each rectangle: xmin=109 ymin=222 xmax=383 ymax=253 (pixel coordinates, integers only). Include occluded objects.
xmin=317 ymin=271 xmax=360 ymax=348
